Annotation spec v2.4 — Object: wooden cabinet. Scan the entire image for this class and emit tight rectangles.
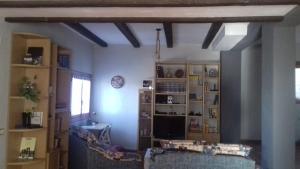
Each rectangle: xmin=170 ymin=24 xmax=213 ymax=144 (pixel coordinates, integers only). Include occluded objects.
xmin=7 ymin=33 xmax=51 ymax=169
xmin=152 ymin=62 xmax=221 ymax=146
xmin=138 ymin=89 xmax=153 ymax=151
xmin=48 ymin=46 xmax=72 ymax=169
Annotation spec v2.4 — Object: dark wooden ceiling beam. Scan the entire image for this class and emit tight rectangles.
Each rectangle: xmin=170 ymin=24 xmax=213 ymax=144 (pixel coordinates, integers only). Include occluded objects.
xmin=114 ymin=23 xmax=140 ymax=48
xmin=5 ymin=16 xmax=284 ymax=23
xmin=202 ymin=22 xmax=223 ymax=49
xmin=163 ymin=22 xmax=173 ymax=48
xmin=0 ymin=0 xmax=298 ymax=7
xmin=65 ymin=23 xmax=108 ymax=47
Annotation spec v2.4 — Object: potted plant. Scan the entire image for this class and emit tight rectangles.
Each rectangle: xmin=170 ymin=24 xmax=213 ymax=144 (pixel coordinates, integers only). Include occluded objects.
xmin=20 ymin=76 xmax=40 ymax=103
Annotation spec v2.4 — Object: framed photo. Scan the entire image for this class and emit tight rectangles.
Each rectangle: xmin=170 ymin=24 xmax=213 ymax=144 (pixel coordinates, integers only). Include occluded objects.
xmin=143 ymin=80 xmax=152 ymax=88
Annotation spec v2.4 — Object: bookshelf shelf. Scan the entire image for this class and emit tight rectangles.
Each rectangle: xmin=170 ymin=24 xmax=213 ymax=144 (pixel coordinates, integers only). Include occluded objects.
xmin=154 ymin=114 xmax=186 ymax=117
xmin=188 ymin=115 xmax=203 ymax=118
xmin=156 ymin=92 xmax=186 ymax=95
xmin=156 ymin=104 xmax=186 ymax=106
xmin=8 ymin=128 xmax=46 ymax=133
xmin=7 ymin=158 xmax=45 ymax=166
xmin=156 ymin=78 xmax=186 ymax=81
xmin=140 ymin=117 xmax=152 ymax=120
xmin=11 ymin=64 xmax=50 ymax=69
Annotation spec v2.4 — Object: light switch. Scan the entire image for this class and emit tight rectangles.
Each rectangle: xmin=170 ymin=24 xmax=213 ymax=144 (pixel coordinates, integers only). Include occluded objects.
xmin=0 ymin=128 xmax=4 ymax=135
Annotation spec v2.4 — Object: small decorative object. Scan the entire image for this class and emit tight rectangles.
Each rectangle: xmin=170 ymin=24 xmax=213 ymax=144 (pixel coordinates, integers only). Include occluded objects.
xmin=208 ymin=68 xmax=218 ymax=77
xmin=209 ymin=108 xmax=217 ymax=119
xmin=20 ymin=76 xmax=40 ymax=102
xmin=22 ymin=112 xmax=32 ymax=128
xmin=213 ymin=95 xmax=219 ymax=105
xmin=156 ymin=66 xmax=164 ymax=78
xmin=144 ymin=95 xmax=151 ymax=103
xmin=143 ymin=80 xmax=152 ymax=88
xmin=167 ymin=95 xmax=173 ymax=104
xmin=165 ymin=68 xmax=172 ymax=78
xmin=189 ymin=93 xmax=197 ymax=100
xmin=111 ymin=75 xmax=125 ymax=89
xmin=23 ymin=53 xmax=33 ymax=64
xmin=30 ymin=112 xmax=43 ymax=128
xmin=18 ymin=137 xmax=36 ymax=160
xmin=189 ymin=118 xmax=201 ymax=132
xmin=175 ymin=69 xmax=184 ymax=78
xmin=58 ymin=55 xmax=70 ymax=68
xmin=27 ymin=47 xmax=43 ymax=65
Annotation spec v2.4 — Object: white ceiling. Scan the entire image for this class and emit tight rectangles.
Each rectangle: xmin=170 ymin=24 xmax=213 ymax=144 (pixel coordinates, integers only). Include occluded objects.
xmin=82 ymin=23 xmax=211 ymax=46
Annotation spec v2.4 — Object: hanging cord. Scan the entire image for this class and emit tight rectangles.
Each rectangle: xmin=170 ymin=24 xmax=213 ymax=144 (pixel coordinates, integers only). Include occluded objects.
xmin=155 ymin=28 xmax=161 ymax=61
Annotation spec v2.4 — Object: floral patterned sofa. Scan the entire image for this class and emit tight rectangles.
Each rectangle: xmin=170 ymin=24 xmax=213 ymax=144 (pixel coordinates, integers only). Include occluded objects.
xmin=69 ymin=126 xmax=142 ymax=169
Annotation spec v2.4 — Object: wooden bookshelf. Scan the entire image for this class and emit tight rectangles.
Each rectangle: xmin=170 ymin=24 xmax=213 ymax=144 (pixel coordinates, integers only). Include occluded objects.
xmin=48 ymin=46 xmax=71 ymax=169
xmin=6 ymin=33 xmax=51 ymax=169
xmin=152 ymin=62 xmax=221 ymax=146
xmin=138 ymin=89 xmax=153 ymax=151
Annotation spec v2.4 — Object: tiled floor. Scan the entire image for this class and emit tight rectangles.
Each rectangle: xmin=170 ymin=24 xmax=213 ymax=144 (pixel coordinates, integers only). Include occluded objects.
xmin=249 ymin=142 xmax=300 ymax=168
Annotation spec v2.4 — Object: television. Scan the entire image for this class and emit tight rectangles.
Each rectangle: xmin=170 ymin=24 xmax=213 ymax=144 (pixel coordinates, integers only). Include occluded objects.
xmin=153 ymin=116 xmax=185 ymax=140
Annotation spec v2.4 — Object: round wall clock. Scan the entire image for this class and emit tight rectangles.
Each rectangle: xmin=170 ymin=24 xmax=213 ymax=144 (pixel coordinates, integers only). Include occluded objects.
xmin=111 ymin=75 xmax=125 ymax=89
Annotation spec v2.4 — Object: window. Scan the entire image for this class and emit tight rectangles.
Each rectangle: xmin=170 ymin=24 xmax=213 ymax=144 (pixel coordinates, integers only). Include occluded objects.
xmin=296 ymin=62 xmax=300 ymax=104
xmin=71 ymin=73 xmax=91 ymax=116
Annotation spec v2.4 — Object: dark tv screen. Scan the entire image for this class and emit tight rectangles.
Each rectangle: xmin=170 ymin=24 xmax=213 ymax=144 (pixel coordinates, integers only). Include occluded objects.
xmin=153 ymin=116 xmax=185 ymax=139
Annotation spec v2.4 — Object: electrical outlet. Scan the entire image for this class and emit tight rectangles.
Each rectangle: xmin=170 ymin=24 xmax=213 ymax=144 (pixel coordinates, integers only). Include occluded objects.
xmin=0 ymin=128 xmax=4 ymax=135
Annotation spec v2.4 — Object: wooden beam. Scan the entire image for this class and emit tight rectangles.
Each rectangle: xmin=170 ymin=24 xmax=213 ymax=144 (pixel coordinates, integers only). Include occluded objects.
xmin=64 ymin=23 xmax=108 ymax=47
xmin=163 ymin=22 xmax=173 ymax=48
xmin=5 ymin=16 xmax=284 ymax=23
xmin=202 ymin=22 xmax=223 ymax=49
xmin=114 ymin=23 xmax=140 ymax=48
xmin=0 ymin=0 xmax=298 ymax=7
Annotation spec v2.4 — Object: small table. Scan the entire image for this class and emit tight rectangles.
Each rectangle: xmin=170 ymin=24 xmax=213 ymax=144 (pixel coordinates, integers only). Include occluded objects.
xmin=80 ymin=123 xmax=111 ymax=140
xmin=80 ymin=123 xmax=110 ymax=130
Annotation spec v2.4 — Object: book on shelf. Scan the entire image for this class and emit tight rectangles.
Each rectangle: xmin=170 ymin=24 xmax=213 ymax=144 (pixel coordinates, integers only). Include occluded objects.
xmin=31 ymin=112 xmax=43 ymax=128
xmin=19 ymin=137 xmax=36 ymax=160
xmin=213 ymin=95 xmax=219 ymax=105
xmin=55 ymin=117 xmax=62 ymax=132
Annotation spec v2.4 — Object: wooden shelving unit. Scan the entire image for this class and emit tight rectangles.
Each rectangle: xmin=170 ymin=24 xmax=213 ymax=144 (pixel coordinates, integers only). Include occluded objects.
xmin=187 ymin=63 xmax=221 ymax=143
xmin=152 ymin=62 xmax=188 ymax=146
xmin=138 ymin=89 xmax=153 ymax=151
xmin=187 ymin=64 xmax=205 ymax=140
xmin=152 ymin=62 xmax=221 ymax=146
xmin=6 ymin=33 xmax=51 ymax=169
xmin=48 ymin=46 xmax=72 ymax=169
xmin=203 ymin=64 xmax=221 ymax=143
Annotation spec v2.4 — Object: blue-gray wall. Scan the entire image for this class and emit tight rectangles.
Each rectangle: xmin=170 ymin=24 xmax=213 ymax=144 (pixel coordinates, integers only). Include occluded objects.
xmin=220 ymin=51 xmax=241 ymax=143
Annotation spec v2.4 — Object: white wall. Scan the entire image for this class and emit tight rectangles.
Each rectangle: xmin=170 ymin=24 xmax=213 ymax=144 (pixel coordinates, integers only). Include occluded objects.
xmin=241 ymin=43 xmax=262 ymax=140
xmin=296 ymin=25 xmax=300 ymax=141
xmin=0 ymin=18 xmax=93 ymax=169
xmin=92 ymin=45 xmax=219 ymax=149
